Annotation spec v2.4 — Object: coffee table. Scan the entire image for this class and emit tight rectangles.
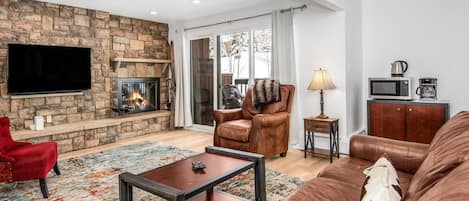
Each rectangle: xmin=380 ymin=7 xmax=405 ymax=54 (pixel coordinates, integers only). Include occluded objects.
xmin=118 ymin=146 xmax=266 ymax=201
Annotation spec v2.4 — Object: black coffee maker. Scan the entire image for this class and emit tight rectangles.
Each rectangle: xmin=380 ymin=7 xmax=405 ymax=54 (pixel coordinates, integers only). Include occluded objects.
xmin=416 ymin=78 xmax=437 ymax=100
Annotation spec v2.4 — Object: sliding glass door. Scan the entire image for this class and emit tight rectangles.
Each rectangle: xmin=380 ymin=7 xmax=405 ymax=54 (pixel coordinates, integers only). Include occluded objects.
xmin=190 ymin=38 xmax=214 ymax=126
xmin=187 ymin=28 xmax=272 ymax=128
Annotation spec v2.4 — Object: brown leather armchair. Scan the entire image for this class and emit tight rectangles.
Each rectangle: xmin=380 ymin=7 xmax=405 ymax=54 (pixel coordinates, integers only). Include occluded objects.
xmin=213 ymin=84 xmax=295 ymax=158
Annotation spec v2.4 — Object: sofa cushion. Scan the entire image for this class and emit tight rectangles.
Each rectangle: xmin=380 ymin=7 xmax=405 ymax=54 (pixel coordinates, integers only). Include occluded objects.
xmin=428 ymin=111 xmax=469 ymax=151
xmin=217 ymin=120 xmax=252 ymax=142
xmin=406 ymin=111 xmax=469 ymax=201
xmin=416 ymin=160 xmax=469 ymax=201
xmin=287 ymin=177 xmax=362 ymax=201
xmin=318 ymin=157 xmax=413 ymax=194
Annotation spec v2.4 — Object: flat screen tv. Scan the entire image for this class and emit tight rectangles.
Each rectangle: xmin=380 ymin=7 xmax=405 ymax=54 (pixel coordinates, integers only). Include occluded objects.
xmin=8 ymin=44 xmax=91 ymax=95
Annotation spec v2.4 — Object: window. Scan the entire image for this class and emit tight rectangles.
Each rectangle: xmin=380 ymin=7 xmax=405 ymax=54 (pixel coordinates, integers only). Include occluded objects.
xmin=254 ymin=29 xmax=272 ymax=79
xmin=219 ymin=32 xmax=250 ymax=80
xmin=217 ymin=29 xmax=272 ymax=93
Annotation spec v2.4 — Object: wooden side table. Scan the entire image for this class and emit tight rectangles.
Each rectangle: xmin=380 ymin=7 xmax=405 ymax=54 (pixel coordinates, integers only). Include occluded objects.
xmin=304 ymin=117 xmax=339 ymax=163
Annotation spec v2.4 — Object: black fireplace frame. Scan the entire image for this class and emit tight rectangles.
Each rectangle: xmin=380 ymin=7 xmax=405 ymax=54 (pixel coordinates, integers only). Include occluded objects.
xmin=117 ymin=78 xmax=160 ymax=114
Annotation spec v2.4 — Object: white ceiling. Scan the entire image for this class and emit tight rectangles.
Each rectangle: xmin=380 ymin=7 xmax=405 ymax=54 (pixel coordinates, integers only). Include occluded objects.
xmin=39 ymin=0 xmax=280 ymax=23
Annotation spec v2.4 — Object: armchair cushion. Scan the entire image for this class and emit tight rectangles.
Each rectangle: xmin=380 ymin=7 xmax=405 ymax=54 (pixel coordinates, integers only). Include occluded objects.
xmin=7 ymin=142 xmax=58 ymax=181
xmin=217 ymin=120 xmax=252 ymax=142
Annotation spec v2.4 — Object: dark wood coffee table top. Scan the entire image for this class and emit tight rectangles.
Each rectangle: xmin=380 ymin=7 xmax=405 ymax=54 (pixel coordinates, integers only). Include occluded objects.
xmin=140 ymin=153 xmax=253 ymax=192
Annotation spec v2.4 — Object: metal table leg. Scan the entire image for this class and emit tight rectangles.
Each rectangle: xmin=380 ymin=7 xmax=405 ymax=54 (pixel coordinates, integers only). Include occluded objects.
xmin=255 ymin=156 xmax=266 ymax=201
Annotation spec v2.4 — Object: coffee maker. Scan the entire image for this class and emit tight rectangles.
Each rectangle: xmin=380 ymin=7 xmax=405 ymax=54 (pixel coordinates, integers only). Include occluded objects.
xmin=416 ymin=78 xmax=437 ymax=100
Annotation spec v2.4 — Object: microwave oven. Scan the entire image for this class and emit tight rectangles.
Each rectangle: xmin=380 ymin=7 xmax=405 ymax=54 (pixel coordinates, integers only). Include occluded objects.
xmin=369 ymin=77 xmax=412 ymax=100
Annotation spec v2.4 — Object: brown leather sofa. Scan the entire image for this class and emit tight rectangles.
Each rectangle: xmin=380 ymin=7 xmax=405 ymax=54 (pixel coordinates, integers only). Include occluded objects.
xmin=287 ymin=111 xmax=469 ymax=201
xmin=213 ymin=85 xmax=295 ymax=158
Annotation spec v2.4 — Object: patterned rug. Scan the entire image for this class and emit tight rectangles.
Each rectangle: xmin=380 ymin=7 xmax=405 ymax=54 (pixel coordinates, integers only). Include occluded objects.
xmin=0 ymin=142 xmax=303 ymax=201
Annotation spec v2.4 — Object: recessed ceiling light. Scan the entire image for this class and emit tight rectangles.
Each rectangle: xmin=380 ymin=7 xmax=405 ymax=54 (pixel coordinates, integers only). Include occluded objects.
xmin=150 ymin=11 xmax=158 ymax=15
xmin=192 ymin=0 xmax=201 ymax=4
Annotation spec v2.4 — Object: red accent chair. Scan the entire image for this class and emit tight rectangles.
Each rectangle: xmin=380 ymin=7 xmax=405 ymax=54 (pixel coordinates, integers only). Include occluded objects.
xmin=0 ymin=117 xmax=60 ymax=198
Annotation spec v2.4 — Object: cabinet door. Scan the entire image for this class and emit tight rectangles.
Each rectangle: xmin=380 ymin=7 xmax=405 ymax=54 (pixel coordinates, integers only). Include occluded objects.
xmin=369 ymin=103 xmax=406 ymax=140
xmin=405 ymin=105 xmax=446 ymax=143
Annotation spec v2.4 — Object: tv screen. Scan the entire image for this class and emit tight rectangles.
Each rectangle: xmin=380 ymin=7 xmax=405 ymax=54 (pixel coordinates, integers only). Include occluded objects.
xmin=8 ymin=44 xmax=91 ymax=95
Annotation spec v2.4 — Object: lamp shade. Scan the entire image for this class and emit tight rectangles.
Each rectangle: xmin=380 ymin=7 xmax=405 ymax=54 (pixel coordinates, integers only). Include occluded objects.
xmin=307 ymin=68 xmax=336 ymax=90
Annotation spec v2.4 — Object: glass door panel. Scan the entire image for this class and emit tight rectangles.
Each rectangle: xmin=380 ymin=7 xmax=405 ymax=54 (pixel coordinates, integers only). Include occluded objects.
xmin=217 ymin=32 xmax=250 ymax=109
xmin=190 ymin=38 xmax=214 ymax=126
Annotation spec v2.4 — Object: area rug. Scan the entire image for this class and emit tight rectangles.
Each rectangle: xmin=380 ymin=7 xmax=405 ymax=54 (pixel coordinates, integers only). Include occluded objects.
xmin=0 ymin=142 xmax=303 ymax=201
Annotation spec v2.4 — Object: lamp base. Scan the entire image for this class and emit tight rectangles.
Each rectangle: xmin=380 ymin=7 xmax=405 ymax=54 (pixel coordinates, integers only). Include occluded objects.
xmin=315 ymin=114 xmax=329 ymax=119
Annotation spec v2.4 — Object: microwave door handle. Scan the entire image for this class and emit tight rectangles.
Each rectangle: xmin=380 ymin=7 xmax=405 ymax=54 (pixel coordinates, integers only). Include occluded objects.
xmin=396 ymin=81 xmax=401 ymax=95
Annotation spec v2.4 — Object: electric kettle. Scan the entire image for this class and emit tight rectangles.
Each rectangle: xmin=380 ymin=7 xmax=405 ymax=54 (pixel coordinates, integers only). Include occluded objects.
xmin=391 ymin=61 xmax=408 ymax=77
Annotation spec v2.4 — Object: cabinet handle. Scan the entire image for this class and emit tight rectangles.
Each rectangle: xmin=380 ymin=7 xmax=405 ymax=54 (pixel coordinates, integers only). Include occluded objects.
xmin=409 ymin=108 xmax=413 ymax=112
xmin=397 ymin=107 xmax=401 ymax=111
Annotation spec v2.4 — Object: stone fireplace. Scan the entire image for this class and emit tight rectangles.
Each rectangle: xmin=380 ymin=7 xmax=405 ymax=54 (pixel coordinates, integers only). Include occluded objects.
xmin=117 ymin=78 xmax=160 ymax=114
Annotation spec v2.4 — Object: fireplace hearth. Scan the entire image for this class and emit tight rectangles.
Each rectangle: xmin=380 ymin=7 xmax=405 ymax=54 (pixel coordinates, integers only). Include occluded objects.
xmin=117 ymin=78 xmax=160 ymax=114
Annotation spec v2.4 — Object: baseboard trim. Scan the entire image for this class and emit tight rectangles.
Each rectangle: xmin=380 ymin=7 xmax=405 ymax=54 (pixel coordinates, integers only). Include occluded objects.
xmin=185 ymin=124 xmax=214 ymax=133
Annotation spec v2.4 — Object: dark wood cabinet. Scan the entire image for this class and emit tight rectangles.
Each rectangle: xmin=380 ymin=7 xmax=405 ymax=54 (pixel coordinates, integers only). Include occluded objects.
xmin=368 ymin=100 xmax=449 ymax=144
xmin=369 ymin=103 xmax=406 ymax=141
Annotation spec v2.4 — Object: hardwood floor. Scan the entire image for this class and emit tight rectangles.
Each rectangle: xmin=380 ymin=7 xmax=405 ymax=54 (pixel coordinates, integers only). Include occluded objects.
xmin=59 ymin=129 xmax=331 ymax=181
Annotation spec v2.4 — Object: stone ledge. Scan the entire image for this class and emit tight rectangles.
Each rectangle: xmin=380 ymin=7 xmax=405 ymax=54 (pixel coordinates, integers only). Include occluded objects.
xmin=10 ymin=92 xmax=85 ymax=99
xmin=12 ymin=110 xmax=170 ymax=141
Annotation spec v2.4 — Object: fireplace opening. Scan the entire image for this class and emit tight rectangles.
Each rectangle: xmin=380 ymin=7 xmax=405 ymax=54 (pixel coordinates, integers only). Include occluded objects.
xmin=117 ymin=78 xmax=160 ymax=114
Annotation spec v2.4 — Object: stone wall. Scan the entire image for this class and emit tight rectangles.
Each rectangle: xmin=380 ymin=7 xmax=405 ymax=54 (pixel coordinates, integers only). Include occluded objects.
xmin=0 ymin=0 xmax=169 ymax=131
xmin=24 ymin=113 xmax=170 ymax=153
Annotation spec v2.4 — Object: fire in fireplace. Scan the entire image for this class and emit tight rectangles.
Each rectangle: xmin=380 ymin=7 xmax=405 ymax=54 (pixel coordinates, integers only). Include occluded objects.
xmin=117 ymin=78 xmax=160 ymax=114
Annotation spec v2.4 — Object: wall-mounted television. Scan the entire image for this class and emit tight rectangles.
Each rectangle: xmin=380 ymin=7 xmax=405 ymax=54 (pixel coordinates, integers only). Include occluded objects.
xmin=7 ymin=44 xmax=92 ymax=95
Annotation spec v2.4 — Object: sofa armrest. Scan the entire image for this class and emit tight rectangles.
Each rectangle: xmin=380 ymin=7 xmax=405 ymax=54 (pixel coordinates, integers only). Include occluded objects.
xmin=350 ymin=135 xmax=429 ymax=174
xmin=213 ymin=108 xmax=242 ymax=124
xmin=252 ymin=112 xmax=289 ymax=128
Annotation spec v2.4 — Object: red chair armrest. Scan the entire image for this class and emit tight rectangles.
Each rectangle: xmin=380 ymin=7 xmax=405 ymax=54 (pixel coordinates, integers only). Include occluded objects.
xmin=0 ymin=154 xmax=15 ymax=163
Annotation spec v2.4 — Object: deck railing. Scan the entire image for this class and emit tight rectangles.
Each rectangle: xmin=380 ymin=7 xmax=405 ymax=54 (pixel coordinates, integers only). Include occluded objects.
xmin=234 ymin=78 xmax=249 ymax=95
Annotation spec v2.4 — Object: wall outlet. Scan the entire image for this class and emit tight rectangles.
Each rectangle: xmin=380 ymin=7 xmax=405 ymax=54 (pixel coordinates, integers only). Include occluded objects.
xmin=46 ymin=115 xmax=52 ymax=123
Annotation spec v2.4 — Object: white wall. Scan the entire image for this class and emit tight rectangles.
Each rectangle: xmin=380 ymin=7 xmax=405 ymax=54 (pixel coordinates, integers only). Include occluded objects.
xmin=345 ymin=0 xmax=363 ymax=135
xmin=362 ymin=0 xmax=469 ymax=117
xmin=294 ymin=5 xmax=348 ymax=152
xmin=182 ymin=1 xmax=300 ymax=29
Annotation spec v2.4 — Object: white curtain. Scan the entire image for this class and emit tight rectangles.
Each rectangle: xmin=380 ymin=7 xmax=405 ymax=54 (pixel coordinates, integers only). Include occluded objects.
xmin=271 ymin=9 xmax=301 ymax=145
xmin=169 ymin=26 xmax=192 ymax=127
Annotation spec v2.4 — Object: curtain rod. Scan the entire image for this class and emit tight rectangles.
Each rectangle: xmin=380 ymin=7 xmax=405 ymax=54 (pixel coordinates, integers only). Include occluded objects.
xmin=184 ymin=4 xmax=307 ymax=31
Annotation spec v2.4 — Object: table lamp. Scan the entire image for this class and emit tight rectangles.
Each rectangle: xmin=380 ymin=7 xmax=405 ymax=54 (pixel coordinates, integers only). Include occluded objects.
xmin=308 ymin=68 xmax=336 ymax=119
